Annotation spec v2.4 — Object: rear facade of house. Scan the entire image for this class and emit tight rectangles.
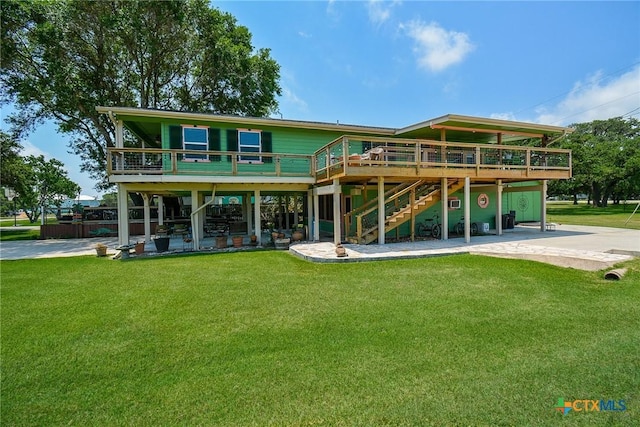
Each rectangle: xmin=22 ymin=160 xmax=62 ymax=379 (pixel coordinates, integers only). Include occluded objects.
xmin=97 ymin=107 xmax=572 ymax=249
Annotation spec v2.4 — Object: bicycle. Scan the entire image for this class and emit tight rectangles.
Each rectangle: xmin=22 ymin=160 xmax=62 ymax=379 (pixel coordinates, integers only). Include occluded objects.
xmin=416 ymin=213 xmax=441 ymax=239
xmin=453 ymin=216 xmax=478 ymax=236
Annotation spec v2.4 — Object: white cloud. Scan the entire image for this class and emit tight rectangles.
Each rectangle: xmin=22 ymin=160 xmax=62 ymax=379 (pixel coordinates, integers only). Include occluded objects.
xmin=401 ymin=20 xmax=474 ymax=73
xmin=20 ymin=140 xmax=49 ymax=158
xmin=281 ymin=87 xmax=308 ymax=112
xmin=298 ymin=31 xmax=312 ymax=38
xmin=366 ymin=0 xmax=401 ymax=26
xmin=534 ymin=66 xmax=640 ymax=126
xmin=495 ymin=65 xmax=640 ymax=126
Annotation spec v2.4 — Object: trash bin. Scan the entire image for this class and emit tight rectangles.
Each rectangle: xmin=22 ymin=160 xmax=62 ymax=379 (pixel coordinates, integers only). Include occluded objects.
xmin=502 ymin=213 xmax=515 ymax=229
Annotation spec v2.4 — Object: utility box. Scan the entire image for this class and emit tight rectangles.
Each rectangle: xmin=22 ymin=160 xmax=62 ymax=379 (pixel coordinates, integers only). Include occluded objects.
xmin=473 ymin=222 xmax=489 ymax=234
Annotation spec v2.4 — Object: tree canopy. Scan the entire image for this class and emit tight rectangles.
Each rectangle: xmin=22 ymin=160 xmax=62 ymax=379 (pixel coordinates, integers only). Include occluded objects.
xmin=1 ymin=0 xmax=281 ymax=190
xmin=548 ymin=117 xmax=640 ymax=206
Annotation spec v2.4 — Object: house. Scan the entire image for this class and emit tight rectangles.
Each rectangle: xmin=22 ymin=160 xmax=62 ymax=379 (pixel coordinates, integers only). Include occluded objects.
xmin=95 ymin=107 xmax=572 ymax=249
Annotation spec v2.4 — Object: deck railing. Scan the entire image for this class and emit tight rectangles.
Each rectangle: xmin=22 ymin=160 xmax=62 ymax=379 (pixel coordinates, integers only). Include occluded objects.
xmin=108 ymin=136 xmax=571 ymax=182
xmin=107 ymin=148 xmax=315 ymax=178
xmin=314 ymin=136 xmax=572 ymax=181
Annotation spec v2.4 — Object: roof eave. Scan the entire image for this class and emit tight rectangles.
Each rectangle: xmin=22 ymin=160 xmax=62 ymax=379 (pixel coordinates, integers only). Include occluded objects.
xmin=95 ymin=106 xmax=396 ymax=135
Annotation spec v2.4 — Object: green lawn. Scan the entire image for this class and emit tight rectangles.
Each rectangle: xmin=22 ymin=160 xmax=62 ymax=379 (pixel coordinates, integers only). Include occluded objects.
xmin=0 ymin=227 xmax=40 ymax=241
xmin=2 ymin=252 xmax=638 ymax=425
xmin=547 ymin=201 xmax=640 ymax=230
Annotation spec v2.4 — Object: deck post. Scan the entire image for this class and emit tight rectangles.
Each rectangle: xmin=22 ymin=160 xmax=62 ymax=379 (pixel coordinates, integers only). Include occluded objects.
xmin=540 ymin=180 xmax=547 ymax=232
xmin=333 ymin=179 xmax=342 ymax=245
xmin=245 ymin=193 xmax=253 ymax=235
xmin=464 ymin=176 xmax=471 ymax=243
xmin=142 ymin=193 xmax=151 ymax=244
xmin=254 ymin=190 xmax=261 ymax=245
xmin=378 ymin=177 xmax=385 ymax=245
xmin=117 ymin=184 xmax=129 ymax=246
xmin=496 ymin=180 xmax=503 ymax=236
xmin=441 ymin=177 xmax=448 ymax=240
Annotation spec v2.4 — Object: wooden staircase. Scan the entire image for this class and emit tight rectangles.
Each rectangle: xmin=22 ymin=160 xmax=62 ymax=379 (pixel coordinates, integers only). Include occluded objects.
xmin=347 ymin=179 xmax=464 ymax=244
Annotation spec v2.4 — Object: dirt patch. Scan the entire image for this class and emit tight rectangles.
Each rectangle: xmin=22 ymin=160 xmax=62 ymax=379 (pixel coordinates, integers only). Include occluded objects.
xmin=470 ymin=251 xmax=615 ymax=271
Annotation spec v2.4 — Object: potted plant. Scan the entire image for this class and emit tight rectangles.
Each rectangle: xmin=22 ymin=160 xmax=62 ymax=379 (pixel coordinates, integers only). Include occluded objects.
xmin=232 ymin=235 xmax=243 ymax=248
xmin=134 ymin=241 xmax=145 ymax=254
xmin=154 ymin=236 xmax=170 ymax=252
xmin=250 ymin=234 xmax=258 ymax=245
xmin=95 ymin=243 xmax=108 ymax=257
xmin=292 ymin=225 xmax=304 ymax=242
xmin=215 ymin=232 xmax=227 ymax=249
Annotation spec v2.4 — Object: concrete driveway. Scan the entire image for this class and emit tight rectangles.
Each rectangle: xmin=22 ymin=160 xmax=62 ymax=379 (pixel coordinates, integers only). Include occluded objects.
xmin=1 ymin=224 xmax=638 ymax=271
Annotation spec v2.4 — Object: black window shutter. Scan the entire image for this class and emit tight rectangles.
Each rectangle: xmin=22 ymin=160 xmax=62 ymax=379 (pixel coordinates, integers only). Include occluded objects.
xmin=262 ymin=131 xmax=272 ymax=163
xmin=208 ymin=128 xmax=221 ymax=162
xmin=169 ymin=125 xmax=183 ymax=160
xmin=226 ymin=129 xmax=238 ymax=162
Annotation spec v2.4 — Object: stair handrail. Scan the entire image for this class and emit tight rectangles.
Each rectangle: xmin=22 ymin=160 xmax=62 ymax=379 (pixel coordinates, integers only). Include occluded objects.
xmin=352 ymin=180 xmax=428 ymax=241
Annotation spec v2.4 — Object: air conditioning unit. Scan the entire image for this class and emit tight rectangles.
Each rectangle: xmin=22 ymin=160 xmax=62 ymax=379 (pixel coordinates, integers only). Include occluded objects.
xmin=448 ymin=199 xmax=461 ymax=209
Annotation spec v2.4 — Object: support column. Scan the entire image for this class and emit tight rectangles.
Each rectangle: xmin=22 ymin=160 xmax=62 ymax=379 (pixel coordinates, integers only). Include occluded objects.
xmin=117 ymin=184 xmax=129 ymax=246
xmin=313 ymin=192 xmax=320 ymax=241
xmin=293 ymin=195 xmax=299 ymax=228
xmin=464 ymin=176 xmax=471 ymax=243
xmin=441 ymin=177 xmax=448 ymax=240
xmin=191 ymin=190 xmax=200 ymax=250
xmin=332 ymin=179 xmax=342 ymax=245
xmin=254 ymin=190 xmax=261 ymax=245
xmin=540 ymin=180 xmax=547 ymax=232
xmin=378 ymin=177 xmax=385 ymax=245
xmin=496 ymin=180 xmax=503 ymax=235
xmin=307 ymin=189 xmax=314 ymax=241
xmin=157 ymin=195 xmax=164 ymax=226
xmin=285 ymin=195 xmax=291 ymax=231
xmin=245 ymin=193 xmax=252 ymax=235
xmin=142 ymin=193 xmax=151 ymax=244
xmin=115 ymin=120 xmax=124 ymax=148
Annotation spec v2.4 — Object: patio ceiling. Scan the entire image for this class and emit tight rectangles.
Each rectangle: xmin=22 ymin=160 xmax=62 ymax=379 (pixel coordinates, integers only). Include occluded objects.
xmin=395 ymin=114 xmax=573 ymax=145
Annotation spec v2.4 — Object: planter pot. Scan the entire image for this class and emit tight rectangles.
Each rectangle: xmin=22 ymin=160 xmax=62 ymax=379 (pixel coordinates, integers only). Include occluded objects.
xmin=232 ymin=235 xmax=243 ymax=248
xmin=274 ymin=238 xmax=290 ymax=250
xmin=250 ymin=234 xmax=258 ymax=244
xmin=154 ymin=237 xmax=170 ymax=252
xmin=215 ymin=235 xmax=227 ymax=249
xmin=292 ymin=230 xmax=304 ymax=241
xmin=271 ymin=232 xmax=280 ymax=242
xmin=135 ymin=242 xmax=145 ymax=254
xmin=95 ymin=246 xmax=107 ymax=257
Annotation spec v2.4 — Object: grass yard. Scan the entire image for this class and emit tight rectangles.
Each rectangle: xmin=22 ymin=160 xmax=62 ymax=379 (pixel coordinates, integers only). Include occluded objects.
xmin=1 ymin=252 xmax=638 ymax=425
xmin=547 ymin=201 xmax=640 ymax=230
xmin=0 ymin=227 xmax=40 ymax=241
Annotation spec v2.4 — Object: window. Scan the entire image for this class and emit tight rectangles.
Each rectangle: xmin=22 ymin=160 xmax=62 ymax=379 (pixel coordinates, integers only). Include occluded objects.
xmin=183 ymin=126 xmax=208 ymax=160
xmin=238 ymin=129 xmax=261 ymax=162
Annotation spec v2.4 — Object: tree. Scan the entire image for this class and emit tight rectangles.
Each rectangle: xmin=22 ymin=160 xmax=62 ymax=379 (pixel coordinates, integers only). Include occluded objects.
xmin=0 ymin=130 xmax=25 ymax=191
xmin=15 ymin=155 xmax=80 ymax=223
xmin=548 ymin=117 xmax=640 ymax=206
xmin=1 ymin=0 xmax=281 ymax=191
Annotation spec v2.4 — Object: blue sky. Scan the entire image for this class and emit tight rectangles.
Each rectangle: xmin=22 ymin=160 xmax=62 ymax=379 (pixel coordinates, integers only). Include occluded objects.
xmin=2 ymin=0 xmax=639 ymax=197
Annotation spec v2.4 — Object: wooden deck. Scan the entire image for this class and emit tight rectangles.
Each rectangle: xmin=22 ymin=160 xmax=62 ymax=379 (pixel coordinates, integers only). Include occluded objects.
xmin=314 ymin=136 xmax=571 ymax=184
xmin=106 ymin=136 xmax=571 ymax=184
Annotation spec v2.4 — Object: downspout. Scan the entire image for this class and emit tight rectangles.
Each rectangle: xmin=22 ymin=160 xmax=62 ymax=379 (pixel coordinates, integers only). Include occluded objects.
xmin=190 ymin=185 xmax=217 ymax=250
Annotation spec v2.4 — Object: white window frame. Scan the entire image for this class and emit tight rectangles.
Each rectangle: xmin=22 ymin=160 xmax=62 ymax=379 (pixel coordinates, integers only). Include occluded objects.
xmin=183 ymin=125 xmax=209 ymax=161
xmin=238 ymin=129 xmax=262 ymax=163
